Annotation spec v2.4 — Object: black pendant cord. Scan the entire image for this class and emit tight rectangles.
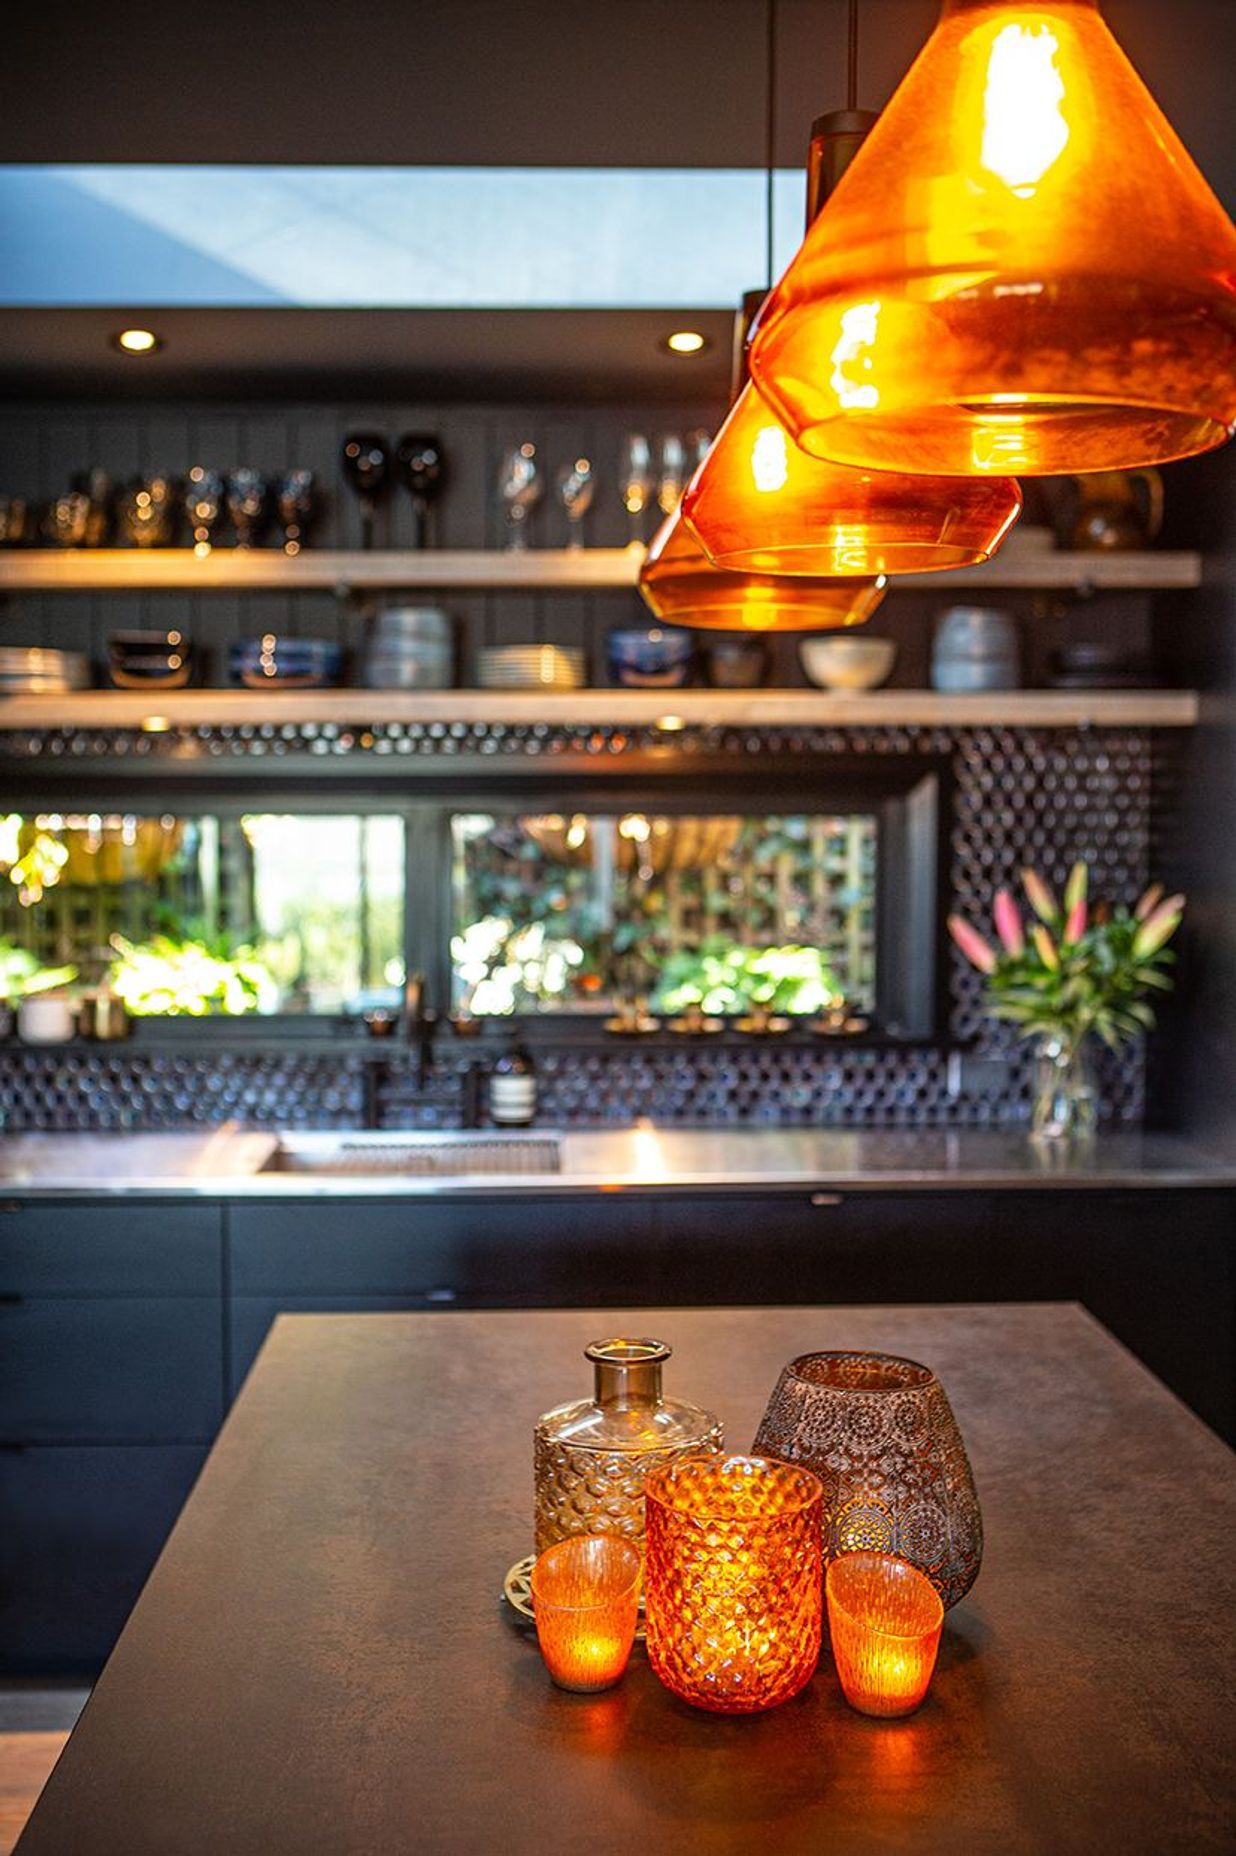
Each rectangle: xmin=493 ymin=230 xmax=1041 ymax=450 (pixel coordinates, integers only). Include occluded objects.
xmin=847 ymin=0 xmax=860 ymax=112
xmin=764 ymin=0 xmax=777 ymax=292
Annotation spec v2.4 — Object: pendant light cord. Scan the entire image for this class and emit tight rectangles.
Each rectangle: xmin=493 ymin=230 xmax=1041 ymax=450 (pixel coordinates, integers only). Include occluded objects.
xmin=847 ymin=0 xmax=859 ymax=111
xmin=764 ymin=0 xmax=777 ymax=291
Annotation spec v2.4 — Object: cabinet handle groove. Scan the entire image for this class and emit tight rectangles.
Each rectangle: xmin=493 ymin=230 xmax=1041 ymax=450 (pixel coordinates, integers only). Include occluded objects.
xmin=809 ymin=1193 xmax=844 ymax=1208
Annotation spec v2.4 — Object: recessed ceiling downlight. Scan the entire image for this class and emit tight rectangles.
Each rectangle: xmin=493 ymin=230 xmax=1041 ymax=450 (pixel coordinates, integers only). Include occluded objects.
xmin=113 ymin=328 xmax=162 ymax=354
xmin=664 ymin=330 xmax=708 ymax=355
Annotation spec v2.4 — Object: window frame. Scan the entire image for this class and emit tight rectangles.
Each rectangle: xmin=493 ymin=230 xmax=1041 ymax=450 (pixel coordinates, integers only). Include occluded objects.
xmin=1 ymin=756 xmax=950 ymax=1047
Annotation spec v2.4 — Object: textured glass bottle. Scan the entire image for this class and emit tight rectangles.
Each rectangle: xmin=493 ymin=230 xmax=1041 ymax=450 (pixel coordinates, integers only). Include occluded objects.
xmin=534 ymin=1339 xmax=722 ymax=1553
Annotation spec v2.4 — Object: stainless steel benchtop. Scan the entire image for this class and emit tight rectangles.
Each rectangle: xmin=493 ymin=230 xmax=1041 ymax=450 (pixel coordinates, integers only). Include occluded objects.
xmin=1 ymin=1125 xmax=1233 ymax=1196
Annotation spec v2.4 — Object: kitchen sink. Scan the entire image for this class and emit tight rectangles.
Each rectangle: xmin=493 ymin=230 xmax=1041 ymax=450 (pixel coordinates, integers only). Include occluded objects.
xmin=260 ymin=1131 xmax=562 ymax=1177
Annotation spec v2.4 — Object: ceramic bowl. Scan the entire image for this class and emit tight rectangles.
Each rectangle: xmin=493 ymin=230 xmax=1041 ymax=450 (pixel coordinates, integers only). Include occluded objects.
xmin=799 ymin=636 xmax=897 ymax=692
xmin=607 ymin=626 xmax=695 ymax=689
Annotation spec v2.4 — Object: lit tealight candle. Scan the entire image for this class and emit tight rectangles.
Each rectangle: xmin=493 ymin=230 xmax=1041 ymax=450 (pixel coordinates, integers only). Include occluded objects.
xmin=530 ymin=1535 xmax=641 ymax=1693
xmin=826 ymin=1551 xmax=944 ymax=1718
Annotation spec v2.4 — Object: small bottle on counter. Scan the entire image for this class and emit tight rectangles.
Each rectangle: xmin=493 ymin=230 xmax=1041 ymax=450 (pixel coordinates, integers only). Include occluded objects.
xmin=490 ymin=1030 xmax=537 ymax=1127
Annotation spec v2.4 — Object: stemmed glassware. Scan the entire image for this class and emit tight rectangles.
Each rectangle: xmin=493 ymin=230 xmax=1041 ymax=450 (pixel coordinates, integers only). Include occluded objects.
xmin=620 ymin=434 xmax=654 ymax=547
xmin=656 ymin=435 xmax=687 ymax=518
xmin=226 ymin=470 xmax=268 ymax=549
xmin=556 ymin=456 xmax=594 ymax=550
xmin=395 ymin=433 xmax=447 ymax=549
xmin=341 ymin=432 xmax=389 ymax=550
xmin=497 ymin=442 xmax=542 ymax=551
xmin=276 ymin=469 xmax=316 ymax=555
xmin=185 ymin=468 xmax=225 ymax=555
xmin=117 ymin=477 xmax=178 ymax=548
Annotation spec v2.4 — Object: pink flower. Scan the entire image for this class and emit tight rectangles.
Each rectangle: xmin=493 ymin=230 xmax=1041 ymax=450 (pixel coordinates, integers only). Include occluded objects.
xmin=992 ymin=888 xmax=1025 ymax=956
xmin=1134 ymin=883 xmax=1164 ymax=922
xmin=948 ymin=914 xmax=996 ymax=973
xmin=1021 ymin=868 xmax=1058 ymax=924
xmin=1133 ymin=895 xmax=1185 ymax=957
xmin=1063 ymin=898 xmax=1088 ymax=945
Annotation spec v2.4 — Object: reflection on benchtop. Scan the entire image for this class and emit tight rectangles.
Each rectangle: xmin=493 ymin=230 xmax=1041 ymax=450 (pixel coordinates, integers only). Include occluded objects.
xmin=0 ymin=1124 xmax=1233 ymax=1196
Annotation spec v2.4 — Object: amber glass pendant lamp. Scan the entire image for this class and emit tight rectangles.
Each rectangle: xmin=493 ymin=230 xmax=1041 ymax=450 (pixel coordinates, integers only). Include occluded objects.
xmin=639 ymin=506 xmax=887 ymax=632
xmin=749 ymin=0 xmax=1236 ymax=476
xmin=684 ymin=119 xmax=1023 ymax=576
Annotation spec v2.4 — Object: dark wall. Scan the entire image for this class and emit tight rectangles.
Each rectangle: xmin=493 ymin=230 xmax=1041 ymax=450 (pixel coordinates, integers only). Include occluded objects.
xmin=0 ymin=1 xmax=1230 ymax=204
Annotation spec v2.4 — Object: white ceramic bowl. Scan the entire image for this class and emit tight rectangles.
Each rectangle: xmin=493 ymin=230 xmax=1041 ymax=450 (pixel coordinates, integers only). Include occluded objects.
xmin=799 ymin=636 xmax=897 ymax=692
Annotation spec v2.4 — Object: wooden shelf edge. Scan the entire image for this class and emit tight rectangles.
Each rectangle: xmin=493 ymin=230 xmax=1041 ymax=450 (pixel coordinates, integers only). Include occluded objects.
xmin=0 ymin=548 xmax=1203 ymax=593
xmin=0 ymin=688 xmax=1200 ymax=731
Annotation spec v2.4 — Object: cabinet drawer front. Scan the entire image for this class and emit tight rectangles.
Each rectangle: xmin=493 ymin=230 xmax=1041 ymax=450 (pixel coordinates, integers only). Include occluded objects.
xmin=0 ymin=1444 xmax=206 ymax=1675
xmin=0 ymin=1298 xmax=223 ymax=1443
xmin=228 ymin=1196 xmax=652 ymax=1295
xmin=0 ymin=1201 xmax=222 ymax=1296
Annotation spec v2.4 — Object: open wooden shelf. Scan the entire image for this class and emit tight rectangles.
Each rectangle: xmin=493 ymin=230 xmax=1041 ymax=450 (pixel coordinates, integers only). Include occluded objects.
xmin=0 ymin=688 xmax=1199 ymax=731
xmin=0 ymin=547 xmax=1204 ymax=594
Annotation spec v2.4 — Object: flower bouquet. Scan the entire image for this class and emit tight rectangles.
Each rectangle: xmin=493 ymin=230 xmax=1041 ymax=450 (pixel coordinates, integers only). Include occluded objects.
xmin=948 ymin=863 xmax=1184 ymax=1139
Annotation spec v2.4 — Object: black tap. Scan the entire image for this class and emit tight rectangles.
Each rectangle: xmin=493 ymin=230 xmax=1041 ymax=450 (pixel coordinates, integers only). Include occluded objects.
xmin=406 ymin=972 xmax=438 ymax=1089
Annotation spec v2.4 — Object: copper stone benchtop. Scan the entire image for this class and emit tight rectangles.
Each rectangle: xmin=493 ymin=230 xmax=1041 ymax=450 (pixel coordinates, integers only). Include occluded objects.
xmin=16 ymin=1304 xmax=1236 ymax=1854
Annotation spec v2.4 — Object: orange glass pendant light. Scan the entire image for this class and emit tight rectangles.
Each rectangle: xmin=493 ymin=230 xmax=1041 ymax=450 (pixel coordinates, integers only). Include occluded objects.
xmin=684 ymin=371 xmax=1023 ymax=576
xmin=685 ymin=112 xmax=1023 ymax=575
xmin=638 ymin=503 xmax=886 ymax=633
xmin=750 ymin=0 xmax=1236 ymax=476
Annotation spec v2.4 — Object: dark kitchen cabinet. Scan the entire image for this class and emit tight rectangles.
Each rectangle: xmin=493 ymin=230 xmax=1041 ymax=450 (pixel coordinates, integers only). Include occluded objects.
xmin=0 ymin=1199 xmax=225 ymax=1676
xmin=653 ymin=1192 xmax=998 ymax=1305
xmin=0 ymin=1445 xmax=207 ymax=1674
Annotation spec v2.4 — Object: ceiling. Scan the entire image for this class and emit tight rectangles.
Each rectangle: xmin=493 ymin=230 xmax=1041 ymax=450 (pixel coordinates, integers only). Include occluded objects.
xmin=0 ymin=307 xmax=735 ymax=402
xmin=0 ymin=0 xmax=1229 ymax=398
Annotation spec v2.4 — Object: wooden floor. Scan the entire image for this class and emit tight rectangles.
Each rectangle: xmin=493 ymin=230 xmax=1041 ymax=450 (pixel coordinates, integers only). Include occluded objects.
xmin=0 ymin=1734 xmax=67 ymax=1854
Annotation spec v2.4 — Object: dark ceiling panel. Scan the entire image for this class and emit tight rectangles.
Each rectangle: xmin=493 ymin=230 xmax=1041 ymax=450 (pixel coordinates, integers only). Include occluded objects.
xmin=0 ymin=307 xmax=734 ymax=401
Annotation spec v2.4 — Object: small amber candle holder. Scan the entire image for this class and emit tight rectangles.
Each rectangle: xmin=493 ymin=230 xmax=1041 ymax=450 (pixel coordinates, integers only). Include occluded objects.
xmin=530 ymin=1534 xmax=642 ymax=1693
xmin=826 ymin=1551 xmax=944 ymax=1718
xmin=644 ymin=1453 xmax=823 ymax=1713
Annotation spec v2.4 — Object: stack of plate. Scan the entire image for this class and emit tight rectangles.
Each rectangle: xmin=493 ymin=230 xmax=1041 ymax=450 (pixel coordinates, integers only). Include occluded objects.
xmin=362 ymin=606 xmax=455 ymax=690
xmin=0 ymin=647 xmax=91 ymax=694
xmin=476 ymin=644 xmax=585 ymax=690
xmin=229 ymin=635 xmax=344 ymax=690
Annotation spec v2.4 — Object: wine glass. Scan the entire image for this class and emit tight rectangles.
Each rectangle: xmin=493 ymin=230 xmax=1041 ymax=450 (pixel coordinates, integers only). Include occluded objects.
xmin=276 ymin=469 xmax=317 ymax=556
xmin=340 ymin=432 xmax=389 ymax=550
xmin=686 ymin=428 xmax=714 ymax=471
xmin=117 ymin=476 xmax=178 ymax=548
xmin=619 ymin=434 xmax=653 ymax=546
xmin=656 ymin=435 xmax=687 ymax=517
xmin=227 ymin=470 xmax=268 ymax=549
xmin=497 ymin=442 xmax=542 ymax=551
xmin=184 ymin=467 xmax=225 ymax=555
xmin=395 ymin=432 xmax=447 ymax=549
xmin=556 ymin=456 xmax=595 ymax=550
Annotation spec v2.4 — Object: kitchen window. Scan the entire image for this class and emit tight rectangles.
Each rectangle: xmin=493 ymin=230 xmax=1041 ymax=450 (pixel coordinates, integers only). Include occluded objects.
xmin=0 ymin=758 xmax=943 ymax=1037
xmin=450 ymin=809 xmax=878 ymax=1019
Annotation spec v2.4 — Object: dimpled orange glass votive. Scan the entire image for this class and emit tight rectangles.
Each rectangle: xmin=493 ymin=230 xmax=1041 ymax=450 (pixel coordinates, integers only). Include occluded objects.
xmin=826 ymin=1552 xmax=944 ymax=1719
xmin=644 ymin=1454 xmax=823 ymax=1713
xmin=530 ymin=1534 xmax=642 ymax=1693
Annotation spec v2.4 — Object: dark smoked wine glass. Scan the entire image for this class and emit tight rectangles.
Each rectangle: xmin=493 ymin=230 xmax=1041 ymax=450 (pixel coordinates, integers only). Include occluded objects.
xmin=395 ymin=432 xmax=447 ymax=549
xmin=341 ymin=432 xmax=389 ymax=551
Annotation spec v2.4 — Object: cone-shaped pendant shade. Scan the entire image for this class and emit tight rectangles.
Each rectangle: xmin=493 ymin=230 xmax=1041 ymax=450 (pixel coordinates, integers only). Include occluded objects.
xmin=639 ymin=506 xmax=885 ymax=632
xmin=683 ymin=380 xmax=1022 ymax=574
xmin=750 ymin=0 xmax=1236 ymax=475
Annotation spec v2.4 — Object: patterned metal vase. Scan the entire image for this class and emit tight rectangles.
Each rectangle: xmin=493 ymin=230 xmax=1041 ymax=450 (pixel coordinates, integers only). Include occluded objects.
xmin=752 ymin=1351 xmax=982 ymax=1609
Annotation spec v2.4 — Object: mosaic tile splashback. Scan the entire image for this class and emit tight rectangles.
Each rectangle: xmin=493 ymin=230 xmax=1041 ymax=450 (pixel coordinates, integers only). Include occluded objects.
xmin=0 ymin=723 xmax=1165 ymax=1132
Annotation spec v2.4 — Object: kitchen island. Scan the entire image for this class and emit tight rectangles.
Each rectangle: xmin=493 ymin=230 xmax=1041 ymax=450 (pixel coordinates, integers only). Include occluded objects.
xmin=16 ymin=1304 xmax=1236 ymax=1854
